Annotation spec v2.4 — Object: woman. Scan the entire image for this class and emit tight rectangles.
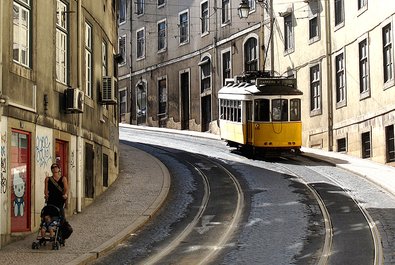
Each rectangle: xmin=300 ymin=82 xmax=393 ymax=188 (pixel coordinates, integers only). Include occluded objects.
xmin=44 ymin=163 xmax=68 ymax=216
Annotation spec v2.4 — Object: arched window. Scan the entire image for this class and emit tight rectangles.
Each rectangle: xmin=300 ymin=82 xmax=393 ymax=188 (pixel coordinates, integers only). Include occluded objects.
xmin=244 ymin=37 xmax=258 ymax=72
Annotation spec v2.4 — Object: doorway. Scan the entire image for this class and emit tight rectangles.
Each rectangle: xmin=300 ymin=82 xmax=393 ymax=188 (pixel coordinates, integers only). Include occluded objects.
xmin=55 ymin=140 xmax=68 ymax=179
xmin=85 ymin=143 xmax=94 ymax=198
xmin=10 ymin=130 xmax=31 ymax=232
xmin=136 ymin=82 xmax=147 ymax=125
xmin=201 ymin=95 xmax=211 ymax=132
xmin=180 ymin=71 xmax=190 ymax=130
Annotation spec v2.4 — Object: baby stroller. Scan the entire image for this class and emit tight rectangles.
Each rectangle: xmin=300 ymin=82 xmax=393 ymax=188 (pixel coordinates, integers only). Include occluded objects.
xmin=32 ymin=204 xmax=64 ymax=250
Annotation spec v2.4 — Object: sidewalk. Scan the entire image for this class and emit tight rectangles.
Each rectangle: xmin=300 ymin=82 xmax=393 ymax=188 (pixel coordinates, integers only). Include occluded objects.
xmin=301 ymin=147 xmax=395 ymax=198
xmin=0 ymin=143 xmax=170 ymax=265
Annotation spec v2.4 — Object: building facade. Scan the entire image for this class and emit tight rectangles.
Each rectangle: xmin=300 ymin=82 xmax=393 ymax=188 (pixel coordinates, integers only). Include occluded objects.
xmin=0 ymin=0 xmax=119 ymax=247
xmin=121 ymin=0 xmax=395 ymax=166
xmin=271 ymin=0 xmax=395 ymax=165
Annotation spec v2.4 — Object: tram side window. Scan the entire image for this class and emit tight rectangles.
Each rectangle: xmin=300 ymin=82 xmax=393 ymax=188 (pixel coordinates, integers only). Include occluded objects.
xmin=254 ymin=99 xmax=270 ymax=121
xmin=220 ymin=99 xmax=241 ymax=122
xmin=272 ymin=99 xmax=288 ymax=121
xmin=226 ymin=100 xmax=230 ymax=120
xmin=220 ymin=99 xmax=225 ymax=119
xmin=237 ymin=101 xmax=241 ymax=122
xmin=290 ymin=99 xmax=301 ymax=121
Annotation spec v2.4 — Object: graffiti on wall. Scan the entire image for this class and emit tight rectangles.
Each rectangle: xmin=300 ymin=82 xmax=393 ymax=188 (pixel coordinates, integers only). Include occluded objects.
xmin=1 ymin=132 xmax=7 ymax=193
xmin=70 ymin=150 xmax=76 ymax=169
xmin=36 ymin=136 xmax=52 ymax=168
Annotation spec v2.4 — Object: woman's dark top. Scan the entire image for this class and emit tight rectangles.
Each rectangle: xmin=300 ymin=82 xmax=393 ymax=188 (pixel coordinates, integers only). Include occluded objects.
xmin=47 ymin=176 xmax=65 ymax=210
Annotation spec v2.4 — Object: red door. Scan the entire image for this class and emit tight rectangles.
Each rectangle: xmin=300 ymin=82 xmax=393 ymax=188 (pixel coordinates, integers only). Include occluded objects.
xmin=10 ymin=130 xmax=31 ymax=232
xmin=55 ymin=140 xmax=68 ymax=179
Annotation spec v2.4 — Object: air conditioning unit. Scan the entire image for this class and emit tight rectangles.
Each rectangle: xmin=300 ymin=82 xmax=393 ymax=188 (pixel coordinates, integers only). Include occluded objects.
xmin=65 ymin=88 xmax=84 ymax=113
xmin=101 ymin=76 xmax=117 ymax=104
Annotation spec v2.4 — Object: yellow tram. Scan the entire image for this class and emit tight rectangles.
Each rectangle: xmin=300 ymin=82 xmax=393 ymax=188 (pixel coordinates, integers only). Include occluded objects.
xmin=218 ymin=74 xmax=303 ymax=155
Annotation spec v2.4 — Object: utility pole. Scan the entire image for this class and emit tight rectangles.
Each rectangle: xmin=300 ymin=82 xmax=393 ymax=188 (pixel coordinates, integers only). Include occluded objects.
xmin=269 ymin=0 xmax=274 ymax=76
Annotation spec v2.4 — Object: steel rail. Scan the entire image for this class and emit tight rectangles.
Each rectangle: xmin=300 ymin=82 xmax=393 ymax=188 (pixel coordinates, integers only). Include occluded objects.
xmin=305 ymin=165 xmax=383 ymax=265
xmin=141 ymin=159 xmax=211 ymax=265
xmin=275 ymin=163 xmax=332 ymax=265
xmin=195 ymin=155 xmax=245 ymax=265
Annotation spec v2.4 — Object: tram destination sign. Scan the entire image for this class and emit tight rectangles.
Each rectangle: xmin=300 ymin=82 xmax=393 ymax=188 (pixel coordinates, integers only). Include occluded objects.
xmin=256 ymin=78 xmax=296 ymax=88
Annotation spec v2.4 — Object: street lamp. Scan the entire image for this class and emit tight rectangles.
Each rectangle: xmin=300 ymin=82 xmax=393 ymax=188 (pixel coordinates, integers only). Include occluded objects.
xmin=237 ymin=0 xmax=250 ymax=19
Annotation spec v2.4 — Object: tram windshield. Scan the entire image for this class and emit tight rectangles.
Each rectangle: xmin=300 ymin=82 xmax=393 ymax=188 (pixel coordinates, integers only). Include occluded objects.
xmin=272 ymin=99 xmax=288 ymax=121
xmin=290 ymin=99 xmax=301 ymax=121
xmin=254 ymin=99 xmax=270 ymax=121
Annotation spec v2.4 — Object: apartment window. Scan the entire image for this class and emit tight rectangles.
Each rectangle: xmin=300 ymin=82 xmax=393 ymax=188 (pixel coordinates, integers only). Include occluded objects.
xmin=158 ymin=0 xmax=165 ymax=7
xmin=358 ymin=0 xmax=367 ymax=10
xmin=361 ymin=131 xmax=371 ymax=158
xmin=136 ymin=0 xmax=144 ymax=15
xmin=310 ymin=65 xmax=321 ymax=114
xmin=13 ymin=0 xmax=31 ymax=67
xmin=119 ymin=0 xmax=126 ymax=24
xmin=102 ymin=41 xmax=108 ymax=76
xmin=179 ymin=11 xmax=189 ymax=44
xmin=85 ymin=22 xmax=92 ymax=98
xmin=157 ymin=20 xmax=166 ymax=51
xmin=337 ymin=138 xmax=347 ymax=152
xmin=222 ymin=0 xmax=230 ymax=24
xmin=335 ymin=52 xmax=346 ymax=105
xmin=158 ymin=78 xmax=167 ymax=114
xmin=359 ymin=38 xmax=370 ymax=97
xmin=284 ymin=14 xmax=294 ymax=53
xmin=334 ymin=0 xmax=344 ymax=27
xmin=201 ymin=1 xmax=209 ymax=35
xmin=244 ymin=37 xmax=258 ymax=72
xmin=56 ymin=0 xmax=68 ymax=83
xmin=136 ymin=29 xmax=145 ymax=59
xmin=119 ymin=35 xmax=126 ymax=64
xmin=383 ymin=24 xmax=393 ymax=84
xmin=222 ymin=50 xmax=231 ymax=86
xmin=386 ymin=125 xmax=395 ymax=162
xmin=248 ymin=0 xmax=256 ymax=12
xmin=200 ymin=57 xmax=211 ymax=93
xmin=308 ymin=1 xmax=319 ymax=43
xmin=119 ymin=88 xmax=127 ymax=114
xmin=309 ymin=15 xmax=319 ymax=42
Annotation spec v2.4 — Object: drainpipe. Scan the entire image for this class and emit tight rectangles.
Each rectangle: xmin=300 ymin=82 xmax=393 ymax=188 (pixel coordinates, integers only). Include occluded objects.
xmin=0 ymin=0 xmax=3 ymax=249
xmin=325 ymin=0 xmax=333 ymax=151
xmin=259 ymin=3 xmax=265 ymax=72
xmin=76 ymin=0 xmax=82 ymax=212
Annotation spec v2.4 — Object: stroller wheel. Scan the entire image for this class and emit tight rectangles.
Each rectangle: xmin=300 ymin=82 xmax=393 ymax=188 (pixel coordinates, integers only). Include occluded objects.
xmin=32 ymin=242 xmax=39 ymax=249
xmin=52 ymin=241 xmax=60 ymax=250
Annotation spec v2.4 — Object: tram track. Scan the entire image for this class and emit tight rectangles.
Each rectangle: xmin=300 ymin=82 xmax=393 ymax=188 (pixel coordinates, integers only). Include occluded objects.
xmin=138 ymin=150 xmax=245 ymax=265
xmin=275 ymin=158 xmax=383 ymax=265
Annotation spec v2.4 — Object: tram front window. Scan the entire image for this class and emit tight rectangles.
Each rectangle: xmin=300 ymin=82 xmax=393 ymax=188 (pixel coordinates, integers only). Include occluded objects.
xmin=254 ymin=99 xmax=270 ymax=121
xmin=272 ymin=99 xmax=288 ymax=121
xmin=290 ymin=99 xmax=301 ymax=121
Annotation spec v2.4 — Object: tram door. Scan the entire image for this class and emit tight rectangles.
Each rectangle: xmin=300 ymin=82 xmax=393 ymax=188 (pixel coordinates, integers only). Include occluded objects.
xmin=246 ymin=101 xmax=253 ymax=144
xmin=10 ymin=130 xmax=31 ymax=232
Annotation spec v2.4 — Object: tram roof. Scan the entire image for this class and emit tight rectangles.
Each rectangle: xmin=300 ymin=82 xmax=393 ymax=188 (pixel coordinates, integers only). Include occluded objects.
xmin=218 ymin=79 xmax=303 ymax=96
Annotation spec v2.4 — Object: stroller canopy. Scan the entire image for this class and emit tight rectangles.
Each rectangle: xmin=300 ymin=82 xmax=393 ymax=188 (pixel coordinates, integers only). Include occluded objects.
xmin=41 ymin=205 xmax=61 ymax=218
